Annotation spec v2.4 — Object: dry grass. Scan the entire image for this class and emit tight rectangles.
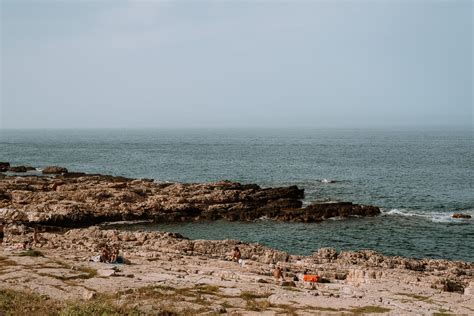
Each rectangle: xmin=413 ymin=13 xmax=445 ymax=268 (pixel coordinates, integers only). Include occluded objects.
xmin=0 ymin=288 xmax=141 ymax=316
xmin=349 ymin=306 xmax=391 ymax=314
xmin=195 ymin=284 xmax=220 ymax=295
xmin=239 ymin=290 xmax=272 ymax=300
xmin=18 ymin=249 xmax=44 ymax=257
xmin=238 ymin=290 xmax=273 ymax=312
xmin=245 ymin=298 xmax=271 ymax=311
xmin=120 ymin=284 xmax=226 ymax=313
xmin=74 ymin=266 xmax=98 ymax=278
xmin=395 ymin=292 xmax=431 ymax=302
xmin=304 ymin=305 xmax=391 ymax=314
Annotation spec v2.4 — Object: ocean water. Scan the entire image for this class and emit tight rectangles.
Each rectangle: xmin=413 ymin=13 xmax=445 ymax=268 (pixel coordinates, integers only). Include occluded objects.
xmin=1 ymin=128 xmax=473 ymax=261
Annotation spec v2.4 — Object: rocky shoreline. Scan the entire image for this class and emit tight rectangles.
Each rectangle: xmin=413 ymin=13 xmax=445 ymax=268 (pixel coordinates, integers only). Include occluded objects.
xmin=1 ymin=165 xmax=473 ymax=315
xmin=1 ymin=226 xmax=473 ymax=315
xmin=0 ymin=165 xmax=380 ymax=227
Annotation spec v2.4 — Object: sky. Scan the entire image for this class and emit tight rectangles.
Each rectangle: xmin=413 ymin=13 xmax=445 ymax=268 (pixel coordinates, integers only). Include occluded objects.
xmin=0 ymin=0 xmax=472 ymax=129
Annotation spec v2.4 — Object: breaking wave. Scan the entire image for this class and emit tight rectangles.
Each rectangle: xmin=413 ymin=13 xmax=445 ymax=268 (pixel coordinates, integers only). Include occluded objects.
xmin=382 ymin=208 xmax=473 ymax=223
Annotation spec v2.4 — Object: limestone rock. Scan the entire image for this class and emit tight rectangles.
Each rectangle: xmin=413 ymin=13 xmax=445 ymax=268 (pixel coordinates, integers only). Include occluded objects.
xmin=347 ymin=269 xmax=382 ymax=284
xmin=0 ymin=171 xmax=380 ymax=226
xmin=314 ymin=247 xmax=338 ymax=262
xmin=431 ymin=277 xmax=465 ymax=293
xmin=82 ymin=289 xmax=96 ymax=300
xmin=464 ymin=282 xmax=474 ymax=296
xmin=97 ymin=269 xmax=116 ymax=277
xmin=42 ymin=166 xmax=69 ymax=174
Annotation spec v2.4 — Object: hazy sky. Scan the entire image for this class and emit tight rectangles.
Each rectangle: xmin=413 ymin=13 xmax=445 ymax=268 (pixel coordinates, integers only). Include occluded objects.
xmin=1 ymin=0 xmax=472 ymax=129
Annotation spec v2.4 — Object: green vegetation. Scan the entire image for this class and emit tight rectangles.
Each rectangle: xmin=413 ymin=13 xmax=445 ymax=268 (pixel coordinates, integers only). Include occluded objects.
xmin=37 ymin=266 xmax=98 ymax=281
xmin=195 ymin=284 xmax=219 ymax=295
xmin=75 ymin=266 xmax=98 ymax=279
xmin=0 ymin=289 xmax=141 ymax=316
xmin=239 ymin=290 xmax=273 ymax=312
xmin=19 ymin=249 xmax=44 ymax=257
xmin=304 ymin=305 xmax=391 ymax=314
xmin=349 ymin=306 xmax=391 ymax=314
xmin=245 ymin=298 xmax=271 ymax=311
xmin=0 ymin=286 xmax=394 ymax=315
xmin=239 ymin=290 xmax=272 ymax=300
xmin=433 ymin=309 xmax=456 ymax=316
xmin=395 ymin=292 xmax=431 ymax=301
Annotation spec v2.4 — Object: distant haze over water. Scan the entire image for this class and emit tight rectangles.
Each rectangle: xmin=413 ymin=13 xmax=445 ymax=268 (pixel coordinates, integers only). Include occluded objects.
xmin=1 ymin=128 xmax=473 ymax=261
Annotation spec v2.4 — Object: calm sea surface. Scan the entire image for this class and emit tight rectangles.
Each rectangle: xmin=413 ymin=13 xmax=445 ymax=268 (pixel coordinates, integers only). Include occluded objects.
xmin=1 ymin=128 xmax=473 ymax=261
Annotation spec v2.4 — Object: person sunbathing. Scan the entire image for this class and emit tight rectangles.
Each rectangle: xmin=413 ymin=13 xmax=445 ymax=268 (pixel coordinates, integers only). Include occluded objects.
xmin=110 ymin=244 xmax=119 ymax=263
xmin=100 ymin=244 xmax=111 ymax=263
xmin=232 ymin=247 xmax=241 ymax=262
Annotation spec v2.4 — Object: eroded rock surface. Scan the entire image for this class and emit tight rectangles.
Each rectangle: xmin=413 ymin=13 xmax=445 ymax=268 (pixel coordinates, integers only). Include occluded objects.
xmin=42 ymin=166 xmax=69 ymax=174
xmin=0 ymin=171 xmax=380 ymax=226
xmin=2 ymin=225 xmax=473 ymax=295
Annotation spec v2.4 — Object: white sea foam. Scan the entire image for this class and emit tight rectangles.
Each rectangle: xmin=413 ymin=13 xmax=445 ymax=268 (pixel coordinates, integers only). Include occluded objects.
xmin=320 ymin=179 xmax=337 ymax=184
xmin=382 ymin=208 xmax=473 ymax=223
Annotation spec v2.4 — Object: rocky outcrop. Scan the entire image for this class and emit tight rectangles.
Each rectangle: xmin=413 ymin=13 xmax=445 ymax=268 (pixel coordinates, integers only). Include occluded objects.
xmin=272 ymin=202 xmax=380 ymax=222
xmin=42 ymin=166 xmax=69 ymax=174
xmin=7 ymin=166 xmax=35 ymax=173
xmin=0 ymin=162 xmax=10 ymax=172
xmin=2 ymin=225 xmax=472 ymax=293
xmin=0 ymin=171 xmax=380 ymax=227
xmin=2 ymin=225 xmax=289 ymax=264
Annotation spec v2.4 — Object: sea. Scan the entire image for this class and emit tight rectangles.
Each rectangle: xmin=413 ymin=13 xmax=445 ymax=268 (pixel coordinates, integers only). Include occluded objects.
xmin=1 ymin=128 xmax=473 ymax=262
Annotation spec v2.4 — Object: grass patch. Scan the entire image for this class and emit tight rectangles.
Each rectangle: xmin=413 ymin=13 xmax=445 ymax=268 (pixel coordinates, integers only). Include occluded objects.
xmin=395 ymin=292 xmax=431 ymax=302
xmin=58 ymin=297 xmax=141 ymax=316
xmin=132 ymin=285 xmax=177 ymax=300
xmin=36 ymin=261 xmax=97 ymax=281
xmin=240 ymin=291 xmax=272 ymax=300
xmin=195 ymin=284 xmax=219 ymax=294
xmin=239 ymin=291 xmax=273 ymax=312
xmin=349 ymin=306 xmax=391 ymax=314
xmin=120 ymin=285 xmax=226 ymax=314
xmin=0 ymin=288 xmax=60 ymax=315
xmin=0 ymin=285 xmax=228 ymax=315
xmin=75 ymin=266 xmax=97 ymax=279
xmin=283 ymin=286 xmax=301 ymax=292
xmin=305 ymin=305 xmax=391 ymax=314
xmin=18 ymin=249 xmax=44 ymax=257
xmin=0 ymin=288 xmax=142 ymax=316
xmin=433 ymin=309 xmax=456 ymax=316
xmin=245 ymin=298 xmax=271 ymax=311
xmin=395 ymin=292 xmax=438 ymax=305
